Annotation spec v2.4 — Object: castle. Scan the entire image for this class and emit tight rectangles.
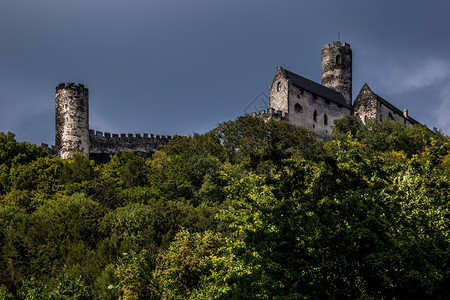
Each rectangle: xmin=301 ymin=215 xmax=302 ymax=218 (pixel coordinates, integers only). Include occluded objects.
xmin=44 ymin=41 xmax=419 ymax=161
xmin=50 ymin=83 xmax=174 ymax=162
xmin=249 ymin=41 xmax=419 ymax=140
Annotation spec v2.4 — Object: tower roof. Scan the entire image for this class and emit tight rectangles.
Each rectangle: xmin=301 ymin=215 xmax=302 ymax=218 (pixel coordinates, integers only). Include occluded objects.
xmin=281 ymin=67 xmax=351 ymax=109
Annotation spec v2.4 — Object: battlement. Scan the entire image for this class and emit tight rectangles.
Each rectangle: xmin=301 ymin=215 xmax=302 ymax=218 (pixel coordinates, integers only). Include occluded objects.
xmin=56 ymin=82 xmax=88 ymax=92
xmin=88 ymin=128 xmax=175 ymax=163
xmin=247 ymin=108 xmax=287 ymax=121
xmin=89 ymin=130 xmax=175 ymax=140
xmin=40 ymin=143 xmax=59 ymax=155
xmin=322 ymin=41 xmax=351 ymax=49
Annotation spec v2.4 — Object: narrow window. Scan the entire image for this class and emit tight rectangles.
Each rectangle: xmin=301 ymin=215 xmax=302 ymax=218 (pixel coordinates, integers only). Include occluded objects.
xmin=324 ymin=114 xmax=328 ymax=126
xmin=325 ymin=99 xmax=330 ymax=105
xmin=299 ymin=88 xmax=304 ymax=95
xmin=379 ymin=115 xmax=383 ymax=121
xmin=336 ymin=55 xmax=342 ymax=65
xmin=312 ymin=93 xmax=318 ymax=100
xmin=277 ymin=82 xmax=281 ymax=92
xmin=313 ymin=110 xmax=317 ymax=122
xmin=388 ymin=112 xmax=394 ymax=120
xmin=295 ymin=103 xmax=303 ymax=113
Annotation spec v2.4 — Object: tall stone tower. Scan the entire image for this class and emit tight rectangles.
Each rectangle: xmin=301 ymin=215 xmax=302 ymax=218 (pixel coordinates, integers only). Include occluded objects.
xmin=321 ymin=41 xmax=352 ymax=106
xmin=55 ymin=83 xmax=90 ymax=159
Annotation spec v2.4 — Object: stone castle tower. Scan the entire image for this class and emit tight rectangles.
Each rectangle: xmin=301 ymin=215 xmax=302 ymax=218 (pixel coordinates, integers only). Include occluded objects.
xmin=55 ymin=83 xmax=90 ymax=159
xmin=321 ymin=41 xmax=352 ymax=106
xmin=52 ymin=82 xmax=174 ymax=162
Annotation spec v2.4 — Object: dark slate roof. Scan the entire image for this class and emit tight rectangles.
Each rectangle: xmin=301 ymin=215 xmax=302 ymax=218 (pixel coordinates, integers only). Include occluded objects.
xmin=372 ymin=90 xmax=420 ymax=124
xmin=283 ymin=68 xmax=352 ymax=109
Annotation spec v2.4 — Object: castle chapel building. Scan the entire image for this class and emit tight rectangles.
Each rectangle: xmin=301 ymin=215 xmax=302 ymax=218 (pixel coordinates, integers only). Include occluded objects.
xmin=250 ymin=41 xmax=419 ymax=140
xmin=48 ymin=41 xmax=420 ymax=160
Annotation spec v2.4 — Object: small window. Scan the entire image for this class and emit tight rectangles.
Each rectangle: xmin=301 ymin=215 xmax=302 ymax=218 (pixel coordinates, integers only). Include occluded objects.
xmin=299 ymin=88 xmax=304 ymax=95
xmin=313 ymin=110 xmax=317 ymax=122
xmin=336 ymin=55 xmax=342 ymax=65
xmin=388 ymin=112 xmax=394 ymax=120
xmin=277 ymin=82 xmax=281 ymax=92
xmin=312 ymin=93 xmax=318 ymax=100
xmin=325 ymin=99 xmax=330 ymax=105
xmin=295 ymin=103 xmax=303 ymax=113
xmin=379 ymin=115 xmax=383 ymax=121
xmin=337 ymin=104 xmax=342 ymax=108
xmin=324 ymin=114 xmax=328 ymax=126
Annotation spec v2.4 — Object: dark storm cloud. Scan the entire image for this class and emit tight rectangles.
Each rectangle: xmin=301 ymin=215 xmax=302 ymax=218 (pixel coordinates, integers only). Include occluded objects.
xmin=1 ymin=0 xmax=449 ymax=145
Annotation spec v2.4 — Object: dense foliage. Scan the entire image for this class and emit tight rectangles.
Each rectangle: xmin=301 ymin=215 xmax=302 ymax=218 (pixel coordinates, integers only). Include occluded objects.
xmin=0 ymin=116 xmax=449 ymax=299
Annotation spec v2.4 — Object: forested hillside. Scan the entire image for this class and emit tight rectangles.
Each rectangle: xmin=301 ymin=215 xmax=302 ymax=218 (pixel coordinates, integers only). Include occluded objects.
xmin=0 ymin=116 xmax=449 ymax=299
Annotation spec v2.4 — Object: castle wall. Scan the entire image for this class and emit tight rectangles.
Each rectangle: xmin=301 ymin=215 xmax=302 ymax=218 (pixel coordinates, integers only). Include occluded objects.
xmin=354 ymin=84 xmax=415 ymax=126
xmin=353 ymin=85 xmax=378 ymax=123
xmin=378 ymin=102 xmax=412 ymax=125
xmin=89 ymin=130 xmax=174 ymax=163
xmin=287 ymin=84 xmax=351 ymax=141
xmin=269 ymin=67 xmax=290 ymax=112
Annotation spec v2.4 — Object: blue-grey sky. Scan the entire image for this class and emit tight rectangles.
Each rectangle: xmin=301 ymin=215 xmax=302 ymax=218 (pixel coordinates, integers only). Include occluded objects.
xmin=1 ymin=0 xmax=449 ymax=145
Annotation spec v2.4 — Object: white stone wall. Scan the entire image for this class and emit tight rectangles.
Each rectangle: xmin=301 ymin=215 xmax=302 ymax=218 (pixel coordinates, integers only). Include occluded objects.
xmin=269 ymin=67 xmax=289 ymax=112
xmin=287 ymin=84 xmax=351 ymax=140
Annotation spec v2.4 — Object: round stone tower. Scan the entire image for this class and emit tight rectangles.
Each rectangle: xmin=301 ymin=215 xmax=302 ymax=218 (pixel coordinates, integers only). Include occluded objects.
xmin=55 ymin=83 xmax=89 ymax=159
xmin=321 ymin=41 xmax=352 ymax=106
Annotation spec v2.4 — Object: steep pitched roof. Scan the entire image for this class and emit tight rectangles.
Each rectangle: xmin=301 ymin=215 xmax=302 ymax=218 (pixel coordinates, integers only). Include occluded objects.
xmin=361 ymin=83 xmax=419 ymax=124
xmin=281 ymin=67 xmax=351 ymax=109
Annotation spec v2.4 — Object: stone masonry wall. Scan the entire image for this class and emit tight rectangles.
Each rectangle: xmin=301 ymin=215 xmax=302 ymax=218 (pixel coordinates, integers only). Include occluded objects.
xmin=89 ymin=130 xmax=175 ymax=163
xmin=353 ymin=84 xmax=378 ymax=123
xmin=287 ymin=83 xmax=352 ymax=141
xmin=269 ymin=66 xmax=290 ymax=112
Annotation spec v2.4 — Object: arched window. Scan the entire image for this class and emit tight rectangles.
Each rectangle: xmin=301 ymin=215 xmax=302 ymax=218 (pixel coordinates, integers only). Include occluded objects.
xmin=295 ymin=103 xmax=303 ymax=113
xmin=313 ymin=110 xmax=317 ymax=122
xmin=324 ymin=114 xmax=328 ymax=125
xmin=277 ymin=82 xmax=281 ymax=92
xmin=336 ymin=55 xmax=342 ymax=65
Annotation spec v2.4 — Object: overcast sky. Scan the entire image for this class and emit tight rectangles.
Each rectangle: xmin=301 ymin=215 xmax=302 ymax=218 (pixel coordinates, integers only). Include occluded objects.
xmin=1 ymin=0 xmax=449 ymax=145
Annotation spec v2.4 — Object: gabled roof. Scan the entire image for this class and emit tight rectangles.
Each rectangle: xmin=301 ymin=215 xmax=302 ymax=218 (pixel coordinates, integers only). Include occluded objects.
xmin=361 ymin=83 xmax=419 ymax=124
xmin=281 ymin=67 xmax=351 ymax=109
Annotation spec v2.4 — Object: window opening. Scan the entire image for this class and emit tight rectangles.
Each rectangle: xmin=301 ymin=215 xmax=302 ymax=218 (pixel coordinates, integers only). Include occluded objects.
xmin=325 ymin=99 xmax=330 ymax=105
xmin=295 ymin=103 xmax=303 ymax=113
xmin=312 ymin=93 xmax=318 ymax=100
xmin=336 ymin=55 xmax=342 ymax=65
xmin=277 ymin=82 xmax=281 ymax=92
xmin=313 ymin=110 xmax=317 ymax=122
xmin=324 ymin=114 xmax=328 ymax=125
